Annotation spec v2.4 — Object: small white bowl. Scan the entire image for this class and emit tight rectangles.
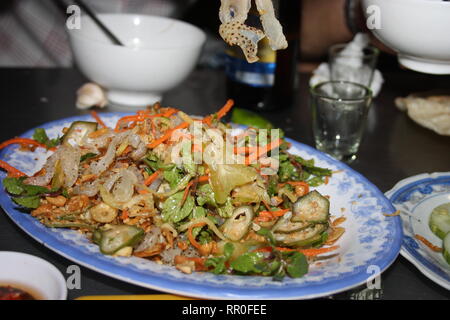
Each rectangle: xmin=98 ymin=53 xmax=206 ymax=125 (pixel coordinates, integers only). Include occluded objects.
xmin=68 ymin=14 xmax=206 ymax=108
xmin=362 ymin=0 xmax=450 ymax=74
xmin=0 ymin=252 xmax=67 ymax=300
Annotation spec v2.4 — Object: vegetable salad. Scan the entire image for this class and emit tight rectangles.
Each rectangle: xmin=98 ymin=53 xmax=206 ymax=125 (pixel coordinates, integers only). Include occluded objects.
xmin=0 ymin=101 xmax=344 ymax=280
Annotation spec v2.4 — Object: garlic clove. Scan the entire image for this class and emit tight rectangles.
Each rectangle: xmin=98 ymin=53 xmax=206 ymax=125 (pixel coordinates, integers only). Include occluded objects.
xmin=76 ymin=83 xmax=108 ymax=109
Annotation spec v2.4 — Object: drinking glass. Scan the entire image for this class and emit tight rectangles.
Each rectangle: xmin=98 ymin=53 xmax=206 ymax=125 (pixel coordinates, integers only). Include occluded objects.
xmin=310 ymin=81 xmax=373 ymax=162
xmin=329 ymin=44 xmax=379 ymax=87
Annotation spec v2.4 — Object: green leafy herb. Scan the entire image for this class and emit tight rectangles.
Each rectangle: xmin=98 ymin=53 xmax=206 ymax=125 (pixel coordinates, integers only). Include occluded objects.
xmin=4 ymin=177 xmax=53 ymax=196
xmin=230 ymin=252 xmax=265 ymax=274
xmin=267 ymin=176 xmax=278 ymax=197
xmin=284 ymin=251 xmax=309 ymax=278
xmin=161 ymin=191 xmax=195 ymax=223
xmin=254 ymin=227 xmax=310 ymax=280
xmin=204 ymin=242 xmax=235 ymax=275
xmin=163 ymin=166 xmax=184 ymax=189
xmin=143 ymin=152 xmax=175 ymax=172
xmin=181 ymin=141 xmax=197 ymax=176
xmin=196 ymin=184 xmax=217 ymax=208
xmin=33 ymin=128 xmax=60 ymax=148
xmin=256 ymin=227 xmax=276 ymax=246
xmin=198 ymin=230 xmax=213 ymax=244
xmin=3 ymin=177 xmax=27 ymax=195
xmin=217 ymin=197 xmax=234 ymax=218
xmin=12 ymin=195 xmax=40 ymax=209
xmin=62 ymin=188 xmax=70 ymax=198
xmin=191 ymin=206 xmax=207 ymax=238
xmin=22 ymin=184 xmax=53 ymax=196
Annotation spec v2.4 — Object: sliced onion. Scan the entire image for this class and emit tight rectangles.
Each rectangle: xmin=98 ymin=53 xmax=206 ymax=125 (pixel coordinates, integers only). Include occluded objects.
xmin=179 ymin=217 xmax=227 ymax=241
xmin=72 ymin=180 xmax=99 ymax=197
xmin=131 ymin=142 xmax=147 ymax=161
xmin=122 ymin=193 xmax=154 ymax=211
xmin=25 ymin=150 xmax=60 ymax=186
xmin=90 ymin=131 xmax=131 ymax=175
xmin=102 ymin=172 xmax=121 ymax=191
xmin=60 ymin=145 xmax=81 ymax=187
xmin=112 ymin=169 xmax=137 ymax=203
xmin=135 ymin=226 xmax=164 ymax=252
xmin=129 ymin=134 xmax=141 ymax=148
xmin=128 ymin=166 xmax=144 ymax=184
xmin=161 ymin=223 xmax=178 ymax=237
xmin=83 ymin=129 xmax=114 ymax=151
xmin=98 ymin=184 xmax=122 ymax=209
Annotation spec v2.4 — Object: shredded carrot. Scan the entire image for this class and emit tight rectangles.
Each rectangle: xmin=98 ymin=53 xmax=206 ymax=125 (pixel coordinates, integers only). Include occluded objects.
xmin=234 ymin=130 xmax=254 ymax=140
xmin=144 ymin=170 xmax=161 ymax=186
xmin=0 ymin=160 xmax=27 ymax=177
xmin=114 ymin=109 xmax=179 ymax=132
xmin=121 ymin=210 xmax=129 ymax=220
xmin=254 ymin=209 xmax=290 ymax=222
xmin=177 ymin=241 xmax=189 ymax=250
xmin=0 ymin=138 xmax=55 ymax=151
xmin=415 ymin=234 xmax=442 ymax=252
xmin=181 ymin=180 xmax=194 ymax=204
xmin=88 ymin=127 xmax=109 ymax=138
xmin=202 ymin=116 xmax=213 ymax=126
xmin=245 ymin=138 xmax=283 ymax=164
xmin=216 ymin=99 xmax=234 ymax=120
xmin=187 ymin=222 xmax=207 ymax=251
xmin=296 ymin=246 xmax=340 ymax=257
xmin=253 ymin=246 xmax=273 ymax=253
xmin=198 ymin=175 xmax=209 ymax=183
xmin=256 ymin=138 xmax=282 ymax=159
xmin=271 ymin=209 xmax=291 ymax=217
xmin=147 ymin=122 xmax=189 ymax=149
xmin=234 ymin=146 xmax=258 ymax=155
xmin=162 ymin=108 xmax=179 ymax=118
xmin=202 ymin=99 xmax=234 ymax=126
xmin=138 ymin=189 xmax=150 ymax=195
xmin=90 ymin=111 xmax=107 ymax=128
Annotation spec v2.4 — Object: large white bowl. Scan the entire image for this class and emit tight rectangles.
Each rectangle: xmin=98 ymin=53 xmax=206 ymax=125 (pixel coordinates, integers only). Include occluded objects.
xmin=362 ymin=0 xmax=450 ymax=74
xmin=68 ymin=14 xmax=206 ymax=108
xmin=0 ymin=251 xmax=67 ymax=300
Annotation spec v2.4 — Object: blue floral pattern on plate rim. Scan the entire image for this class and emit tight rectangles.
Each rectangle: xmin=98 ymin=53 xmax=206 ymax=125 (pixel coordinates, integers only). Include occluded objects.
xmin=385 ymin=172 xmax=450 ymax=290
xmin=0 ymin=113 xmax=402 ymax=299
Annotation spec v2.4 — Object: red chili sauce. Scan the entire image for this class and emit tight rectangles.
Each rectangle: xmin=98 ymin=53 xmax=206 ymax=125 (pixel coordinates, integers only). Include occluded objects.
xmin=0 ymin=285 xmax=38 ymax=300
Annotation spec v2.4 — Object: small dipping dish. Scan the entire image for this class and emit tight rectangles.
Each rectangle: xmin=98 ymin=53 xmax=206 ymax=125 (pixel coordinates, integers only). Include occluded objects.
xmin=0 ymin=251 xmax=67 ymax=300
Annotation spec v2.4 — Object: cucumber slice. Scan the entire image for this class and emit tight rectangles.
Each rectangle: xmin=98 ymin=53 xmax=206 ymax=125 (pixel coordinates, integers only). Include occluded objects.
xmin=429 ymin=203 xmax=450 ymax=240
xmin=274 ymin=223 xmax=327 ymax=247
xmin=272 ymin=212 xmax=311 ymax=233
xmin=292 ymin=190 xmax=330 ymax=223
xmin=444 ymin=233 xmax=450 ymax=265
xmin=62 ymin=121 xmax=98 ymax=146
xmin=99 ymin=225 xmax=144 ymax=255
xmin=222 ymin=206 xmax=254 ymax=242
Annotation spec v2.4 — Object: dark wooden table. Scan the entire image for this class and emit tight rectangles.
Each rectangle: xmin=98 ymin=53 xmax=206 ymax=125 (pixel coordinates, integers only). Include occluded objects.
xmin=0 ymin=67 xmax=449 ymax=300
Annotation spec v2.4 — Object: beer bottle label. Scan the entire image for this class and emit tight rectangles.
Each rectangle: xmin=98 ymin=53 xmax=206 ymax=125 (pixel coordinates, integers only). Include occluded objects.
xmin=224 ymin=37 xmax=276 ymax=88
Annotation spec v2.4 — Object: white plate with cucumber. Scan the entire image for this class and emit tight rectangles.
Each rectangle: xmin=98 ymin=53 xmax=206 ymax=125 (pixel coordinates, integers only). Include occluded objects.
xmin=386 ymin=172 xmax=450 ymax=290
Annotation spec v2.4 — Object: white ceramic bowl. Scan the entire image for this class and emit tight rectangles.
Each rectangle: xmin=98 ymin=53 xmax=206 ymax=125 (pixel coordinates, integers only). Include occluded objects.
xmin=362 ymin=0 xmax=450 ymax=74
xmin=68 ymin=14 xmax=206 ymax=108
xmin=0 ymin=251 xmax=67 ymax=300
